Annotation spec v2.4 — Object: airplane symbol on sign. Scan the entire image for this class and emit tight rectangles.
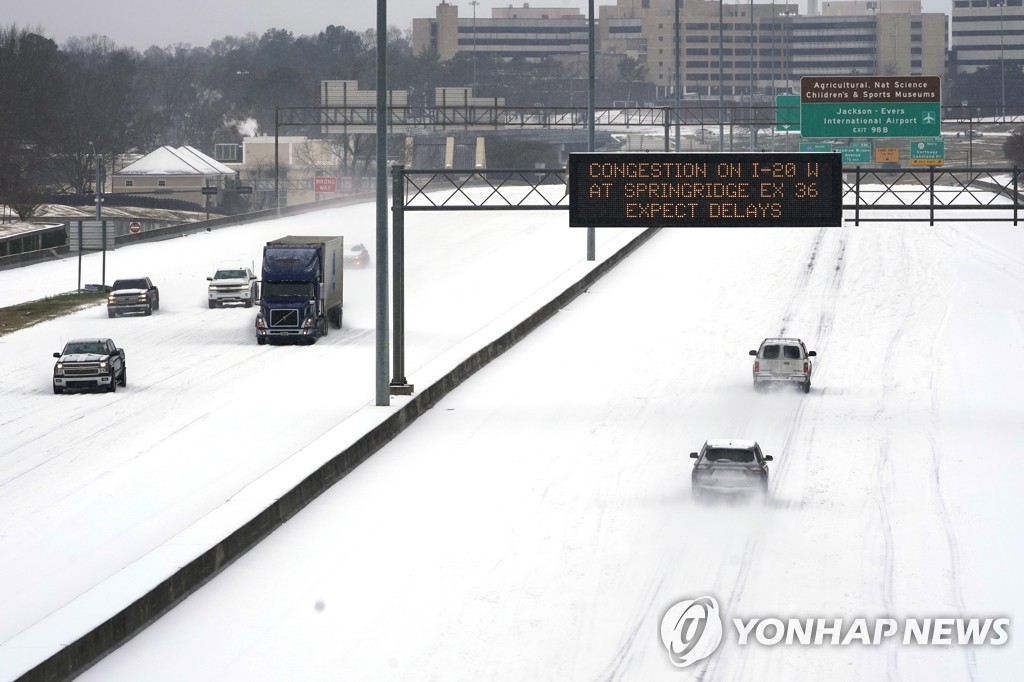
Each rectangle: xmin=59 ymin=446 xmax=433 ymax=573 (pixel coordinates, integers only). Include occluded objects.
xmin=923 ymin=111 xmax=936 ymax=124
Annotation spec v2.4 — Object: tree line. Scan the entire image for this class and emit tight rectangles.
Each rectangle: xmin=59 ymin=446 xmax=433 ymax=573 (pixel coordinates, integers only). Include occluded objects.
xmin=0 ymin=22 xmax=656 ymax=213
xmin=2 ymin=19 xmax=1021 ymax=217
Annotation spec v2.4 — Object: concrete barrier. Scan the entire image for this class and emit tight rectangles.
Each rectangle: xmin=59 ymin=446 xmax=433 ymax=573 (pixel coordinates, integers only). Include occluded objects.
xmin=19 ymin=225 xmax=660 ymax=682
xmin=1 ymin=194 xmax=378 ymax=271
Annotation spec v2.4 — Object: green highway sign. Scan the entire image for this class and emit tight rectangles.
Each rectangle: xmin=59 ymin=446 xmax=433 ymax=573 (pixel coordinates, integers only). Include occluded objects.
xmin=801 ymin=102 xmax=941 ymax=138
xmin=836 ymin=142 xmax=872 ymax=164
xmin=800 ymin=143 xmax=833 ymax=152
xmin=910 ymin=138 xmax=944 ymax=166
xmin=776 ymin=94 xmax=800 ymax=132
xmin=800 ymin=76 xmax=941 ymax=139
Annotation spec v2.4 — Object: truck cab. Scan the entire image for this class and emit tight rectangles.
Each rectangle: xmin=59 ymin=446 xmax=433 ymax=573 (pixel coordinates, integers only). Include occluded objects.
xmin=255 ymin=236 xmax=343 ymax=345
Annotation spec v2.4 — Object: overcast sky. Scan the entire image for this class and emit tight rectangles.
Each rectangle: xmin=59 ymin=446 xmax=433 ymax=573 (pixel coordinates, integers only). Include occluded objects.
xmin=5 ymin=0 xmax=950 ymax=52
xmin=1 ymin=1 xmax=585 ymax=50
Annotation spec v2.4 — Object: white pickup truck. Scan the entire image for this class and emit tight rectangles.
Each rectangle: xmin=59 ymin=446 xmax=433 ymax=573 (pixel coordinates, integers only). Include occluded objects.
xmin=749 ymin=337 xmax=816 ymax=393
xmin=207 ymin=267 xmax=257 ymax=308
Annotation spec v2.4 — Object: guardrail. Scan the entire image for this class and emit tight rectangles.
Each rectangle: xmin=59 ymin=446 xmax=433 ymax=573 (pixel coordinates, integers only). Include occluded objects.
xmin=0 ymin=193 xmax=378 ymax=271
xmin=843 ymin=166 xmax=1021 ymax=226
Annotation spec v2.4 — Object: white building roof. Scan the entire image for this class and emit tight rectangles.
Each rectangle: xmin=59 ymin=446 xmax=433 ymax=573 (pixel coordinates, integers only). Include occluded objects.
xmin=117 ymin=146 xmax=237 ymax=176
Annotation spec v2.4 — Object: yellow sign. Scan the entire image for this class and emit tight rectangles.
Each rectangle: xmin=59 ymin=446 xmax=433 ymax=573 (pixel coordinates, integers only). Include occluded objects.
xmin=910 ymin=158 xmax=944 ymax=166
xmin=875 ymin=147 xmax=900 ymax=163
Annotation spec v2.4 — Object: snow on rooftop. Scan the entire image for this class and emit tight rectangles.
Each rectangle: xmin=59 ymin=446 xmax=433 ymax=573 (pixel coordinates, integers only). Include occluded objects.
xmin=117 ymin=146 xmax=236 ymax=176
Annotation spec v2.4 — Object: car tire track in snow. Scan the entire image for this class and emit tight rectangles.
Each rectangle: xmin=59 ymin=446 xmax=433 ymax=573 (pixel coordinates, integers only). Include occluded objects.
xmin=601 ymin=571 xmax=670 ymax=681
xmin=928 ymin=297 xmax=979 ymax=682
xmin=876 ymin=437 xmax=900 ymax=682
xmin=780 ymin=227 xmax=829 ymax=336
xmin=868 ymin=225 xmax=978 ymax=681
xmin=928 ymin=432 xmax=978 ymax=682
xmin=702 ymin=225 xmax=846 ymax=681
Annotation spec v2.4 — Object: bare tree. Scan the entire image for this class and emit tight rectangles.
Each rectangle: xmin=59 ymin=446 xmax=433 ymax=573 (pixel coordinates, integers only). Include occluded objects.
xmin=1004 ymin=128 xmax=1024 ymax=168
xmin=3 ymin=178 xmax=48 ymax=220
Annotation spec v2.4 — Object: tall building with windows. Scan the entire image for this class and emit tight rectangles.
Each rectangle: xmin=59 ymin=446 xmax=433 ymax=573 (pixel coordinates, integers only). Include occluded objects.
xmin=412 ymin=2 xmax=588 ymax=61
xmin=599 ymin=0 xmax=800 ymax=99
xmin=794 ymin=1 xmax=946 ymax=78
xmin=600 ymin=0 xmax=946 ymax=98
xmin=414 ymin=1 xmax=947 ymax=99
xmin=950 ymin=0 xmax=1024 ymax=73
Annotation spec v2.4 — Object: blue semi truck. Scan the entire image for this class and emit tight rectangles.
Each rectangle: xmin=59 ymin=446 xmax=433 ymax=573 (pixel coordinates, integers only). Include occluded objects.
xmin=255 ymin=235 xmax=344 ymax=345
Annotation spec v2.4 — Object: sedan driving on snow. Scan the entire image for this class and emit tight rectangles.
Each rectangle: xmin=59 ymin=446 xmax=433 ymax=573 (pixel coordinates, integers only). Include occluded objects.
xmin=750 ymin=337 xmax=816 ymax=393
xmin=343 ymin=242 xmax=371 ymax=269
xmin=691 ymin=439 xmax=772 ymax=500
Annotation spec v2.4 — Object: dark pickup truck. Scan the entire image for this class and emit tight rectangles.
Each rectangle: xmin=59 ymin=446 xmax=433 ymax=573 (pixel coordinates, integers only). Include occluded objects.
xmin=53 ymin=338 xmax=127 ymax=394
xmin=107 ymin=277 xmax=160 ymax=317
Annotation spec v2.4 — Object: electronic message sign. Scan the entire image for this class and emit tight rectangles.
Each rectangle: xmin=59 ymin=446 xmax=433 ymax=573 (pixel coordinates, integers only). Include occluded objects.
xmin=568 ymin=152 xmax=843 ymax=228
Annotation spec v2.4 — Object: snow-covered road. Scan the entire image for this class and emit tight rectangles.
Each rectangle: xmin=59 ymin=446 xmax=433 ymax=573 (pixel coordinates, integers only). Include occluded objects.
xmin=0 ymin=199 xmax=643 ymax=678
xmin=76 ymin=216 xmax=1024 ymax=680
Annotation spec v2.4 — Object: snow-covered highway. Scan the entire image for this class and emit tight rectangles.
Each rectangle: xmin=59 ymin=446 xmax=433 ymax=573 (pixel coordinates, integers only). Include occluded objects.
xmin=3 ymin=196 xmax=1023 ymax=680
xmin=0 ymin=199 xmax=643 ymax=679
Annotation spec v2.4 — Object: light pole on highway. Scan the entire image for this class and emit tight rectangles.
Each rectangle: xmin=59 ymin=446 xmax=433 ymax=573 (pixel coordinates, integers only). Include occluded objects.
xmin=470 ymin=0 xmax=480 ymax=91
xmin=88 ymin=141 xmax=101 ymax=220
xmin=719 ymin=0 xmax=725 ymax=149
xmin=674 ymin=0 xmax=681 ymax=151
xmin=998 ymin=1 xmax=1006 ymax=120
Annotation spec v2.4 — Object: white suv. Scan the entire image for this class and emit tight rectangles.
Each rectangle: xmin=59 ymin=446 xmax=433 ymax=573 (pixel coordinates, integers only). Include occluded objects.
xmin=207 ymin=267 xmax=257 ymax=308
xmin=749 ymin=338 xmax=816 ymax=393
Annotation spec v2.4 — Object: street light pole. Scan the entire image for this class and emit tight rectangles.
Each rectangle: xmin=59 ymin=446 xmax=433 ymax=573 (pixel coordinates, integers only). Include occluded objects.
xmin=89 ymin=141 xmax=101 ymax=221
xmin=1000 ymin=2 xmax=1006 ymax=120
xmin=719 ymin=0 xmax=725 ymax=150
xmin=587 ymin=0 xmax=595 ymax=261
xmin=750 ymin=0 xmax=755 ymax=151
xmin=470 ymin=0 xmax=480 ymax=91
xmin=674 ymin=0 xmax=681 ymax=151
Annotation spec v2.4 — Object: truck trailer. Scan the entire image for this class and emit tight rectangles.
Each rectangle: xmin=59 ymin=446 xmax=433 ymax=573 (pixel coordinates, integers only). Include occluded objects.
xmin=255 ymin=235 xmax=343 ymax=345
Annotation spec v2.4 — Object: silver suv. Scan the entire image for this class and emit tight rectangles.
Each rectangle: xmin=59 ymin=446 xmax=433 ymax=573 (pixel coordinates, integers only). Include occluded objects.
xmin=691 ymin=439 xmax=772 ymax=500
xmin=749 ymin=337 xmax=816 ymax=393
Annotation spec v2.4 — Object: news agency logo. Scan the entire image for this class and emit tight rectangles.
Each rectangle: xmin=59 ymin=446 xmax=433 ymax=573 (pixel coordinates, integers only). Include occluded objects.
xmin=659 ymin=596 xmax=724 ymax=667
xmin=660 ymin=596 xmax=1011 ymax=670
